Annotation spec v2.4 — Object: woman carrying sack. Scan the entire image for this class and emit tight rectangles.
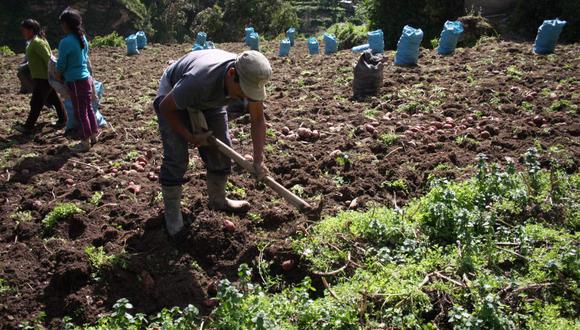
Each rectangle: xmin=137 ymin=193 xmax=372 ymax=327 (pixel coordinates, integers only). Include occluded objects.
xmin=14 ymin=19 xmax=67 ymax=134
xmin=55 ymin=8 xmax=97 ymax=153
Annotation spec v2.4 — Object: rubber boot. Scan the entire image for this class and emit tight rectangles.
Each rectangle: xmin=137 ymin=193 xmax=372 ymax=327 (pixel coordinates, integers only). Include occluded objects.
xmin=207 ymin=173 xmax=250 ymax=213
xmin=162 ymin=185 xmax=184 ymax=236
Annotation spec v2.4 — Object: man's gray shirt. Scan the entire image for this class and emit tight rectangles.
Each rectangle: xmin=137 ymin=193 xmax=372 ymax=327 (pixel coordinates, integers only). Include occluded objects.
xmin=163 ymin=49 xmax=236 ymax=111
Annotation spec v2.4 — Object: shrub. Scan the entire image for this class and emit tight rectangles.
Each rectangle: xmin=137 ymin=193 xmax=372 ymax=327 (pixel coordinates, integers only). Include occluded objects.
xmin=0 ymin=45 xmax=15 ymax=56
xmin=91 ymin=32 xmax=125 ymax=48
xmin=42 ymin=203 xmax=83 ymax=233
xmin=327 ymin=22 xmax=368 ymax=50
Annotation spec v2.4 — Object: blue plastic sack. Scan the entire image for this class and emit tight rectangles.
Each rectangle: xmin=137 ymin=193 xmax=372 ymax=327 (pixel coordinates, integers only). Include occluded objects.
xmin=534 ymin=19 xmax=567 ymax=55
xmin=192 ymin=44 xmax=204 ymax=51
xmin=136 ymin=31 xmax=147 ymax=49
xmin=125 ymin=34 xmax=139 ymax=55
xmin=248 ymin=32 xmax=260 ymax=51
xmin=196 ymin=32 xmax=207 ymax=47
xmin=245 ymin=27 xmax=255 ymax=45
xmin=368 ymin=29 xmax=385 ymax=53
xmin=324 ymin=33 xmax=338 ymax=55
xmin=394 ymin=26 xmax=424 ymax=66
xmin=308 ymin=37 xmax=319 ymax=55
xmin=352 ymin=44 xmax=370 ymax=53
xmin=65 ymin=80 xmax=106 ymax=131
xmin=437 ymin=21 xmax=463 ymax=55
xmin=279 ymin=38 xmax=291 ymax=57
xmin=286 ymin=27 xmax=297 ymax=46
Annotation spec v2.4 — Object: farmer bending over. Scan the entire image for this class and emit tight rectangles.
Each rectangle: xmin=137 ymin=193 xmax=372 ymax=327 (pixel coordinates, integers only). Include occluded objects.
xmin=154 ymin=49 xmax=272 ymax=236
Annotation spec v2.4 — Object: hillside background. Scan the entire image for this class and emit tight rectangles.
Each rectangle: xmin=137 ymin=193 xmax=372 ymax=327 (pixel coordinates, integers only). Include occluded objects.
xmin=1 ymin=0 xmax=578 ymax=52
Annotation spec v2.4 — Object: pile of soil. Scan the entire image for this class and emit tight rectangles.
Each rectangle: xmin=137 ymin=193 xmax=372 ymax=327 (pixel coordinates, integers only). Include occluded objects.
xmin=0 ymin=39 xmax=578 ymax=328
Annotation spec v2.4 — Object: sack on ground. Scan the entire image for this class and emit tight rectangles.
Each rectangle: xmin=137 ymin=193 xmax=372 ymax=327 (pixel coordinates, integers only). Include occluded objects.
xmin=534 ymin=19 xmax=567 ymax=55
xmin=125 ymin=34 xmax=139 ymax=55
xmin=353 ymin=50 xmax=384 ymax=99
xmin=48 ymin=57 xmax=69 ymax=98
xmin=17 ymin=63 xmax=34 ymax=94
xmin=394 ymin=25 xmax=423 ymax=66
xmin=437 ymin=21 xmax=463 ymax=55
xmin=65 ymin=79 xmax=107 ymax=131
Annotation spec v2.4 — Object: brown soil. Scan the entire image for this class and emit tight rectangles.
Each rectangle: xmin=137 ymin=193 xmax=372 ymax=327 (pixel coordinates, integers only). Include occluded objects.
xmin=0 ymin=39 xmax=578 ymax=328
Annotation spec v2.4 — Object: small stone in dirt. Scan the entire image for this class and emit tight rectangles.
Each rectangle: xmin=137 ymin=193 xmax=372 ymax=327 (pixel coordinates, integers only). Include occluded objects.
xmin=443 ymin=123 xmax=454 ymax=129
xmin=282 ymin=259 xmax=295 ymax=271
xmin=243 ymin=154 xmax=253 ymax=162
xmin=297 ymin=127 xmax=312 ymax=139
xmin=128 ymin=184 xmax=141 ymax=194
xmin=364 ymin=124 xmax=376 ymax=134
xmin=32 ymin=200 xmax=44 ymax=209
xmin=224 ymin=220 xmax=235 ymax=232
xmin=430 ymin=121 xmax=443 ymax=129
xmin=147 ymin=172 xmax=158 ymax=181
xmin=533 ymin=115 xmax=545 ymax=127
xmin=281 ymin=126 xmax=290 ymax=135
xmin=65 ymin=178 xmax=74 ymax=185
xmin=131 ymin=163 xmax=145 ymax=172
xmin=330 ymin=149 xmax=342 ymax=158
xmin=426 ymin=143 xmax=437 ymax=151
xmin=140 ymin=271 xmax=155 ymax=291
xmin=349 ymin=198 xmax=359 ymax=209
xmin=524 ymin=91 xmax=537 ymax=101
xmin=311 ymin=130 xmax=320 ymax=139
xmin=480 ymin=131 xmax=491 ymax=139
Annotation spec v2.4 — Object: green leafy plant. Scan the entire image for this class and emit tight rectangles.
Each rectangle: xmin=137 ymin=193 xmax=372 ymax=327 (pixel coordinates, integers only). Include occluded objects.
xmin=226 ymin=181 xmax=246 ymax=198
xmin=0 ymin=45 xmax=15 ymax=56
xmin=42 ymin=203 xmax=83 ymax=233
xmin=506 ymin=65 xmax=523 ymax=80
xmin=89 ymin=191 xmax=104 ymax=206
xmin=379 ymin=133 xmax=399 ymax=146
xmin=85 ymin=245 xmax=126 ymax=279
xmin=0 ymin=278 xmax=12 ymax=294
xmin=91 ymin=32 xmax=125 ymax=48
xmin=290 ymin=184 xmax=305 ymax=197
xmin=10 ymin=210 xmax=33 ymax=224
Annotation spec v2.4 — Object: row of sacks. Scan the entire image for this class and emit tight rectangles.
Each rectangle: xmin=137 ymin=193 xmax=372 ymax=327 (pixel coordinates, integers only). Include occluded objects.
xmin=364 ymin=18 xmax=567 ymax=67
xmin=279 ymin=28 xmax=338 ymax=57
xmin=352 ymin=18 xmax=568 ymax=101
xmin=125 ymin=31 xmax=147 ymax=55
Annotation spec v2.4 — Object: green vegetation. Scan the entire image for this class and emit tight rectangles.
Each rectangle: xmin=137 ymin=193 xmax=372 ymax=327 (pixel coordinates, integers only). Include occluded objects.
xmin=379 ymin=132 xmax=399 ymax=146
xmin=327 ymin=22 xmax=368 ymax=50
xmin=0 ymin=45 xmax=15 ymax=56
xmin=42 ymin=203 xmax=84 ymax=233
xmin=89 ymin=192 xmax=104 ymax=206
xmin=0 ymin=278 xmax=12 ymax=294
xmin=506 ymin=65 xmax=523 ymax=80
xmin=63 ymin=298 xmax=200 ymax=330
xmin=91 ymin=32 xmax=125 ymax=48
xmin=85 ymin=246 xmax=126 ymax=277
xmin=10 ymin=210 xmax=33 ymax=224
xmin=226 ymin=181 xmax=246 ymax=198
xmin=68 ymin=148 xmax=579 ymax=328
